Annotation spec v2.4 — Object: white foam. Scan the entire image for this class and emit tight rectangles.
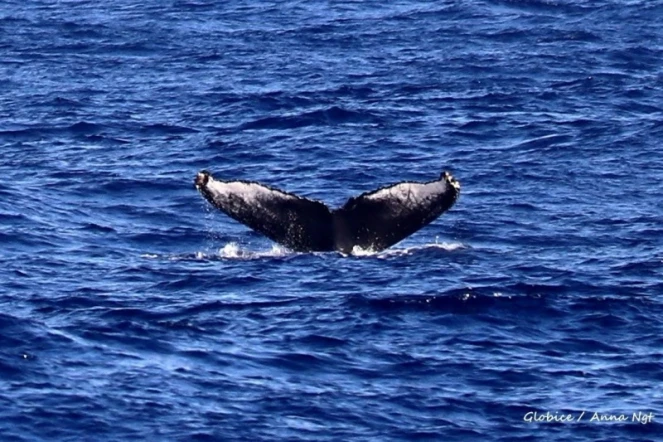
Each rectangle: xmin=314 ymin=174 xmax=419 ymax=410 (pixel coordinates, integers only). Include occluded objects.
xmin=433 ymin=241 xmax=466 ymax=251
xmin=140 ymin=243 xmax=292 ymax=261
xmin=217 ymin=242 xmax=290 ymax=259
xmin=350 ymin=245 xmax=379 ymax=256
xmin=218 ymin=242 xmax=242 ymax=258
xmin=351 ymin=240 xmax=466 ymax=258
xmin=142 ymin=241 xmax=464 ymax=261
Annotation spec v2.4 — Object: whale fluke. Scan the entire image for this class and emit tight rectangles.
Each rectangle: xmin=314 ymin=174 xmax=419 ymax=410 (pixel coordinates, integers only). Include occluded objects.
xmin=194 ymin=170 xmax=460 ymax=254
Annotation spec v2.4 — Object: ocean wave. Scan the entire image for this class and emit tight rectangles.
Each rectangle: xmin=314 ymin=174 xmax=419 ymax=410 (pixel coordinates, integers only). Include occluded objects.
xmin=239 ymin=106 xmax=382 ymax=130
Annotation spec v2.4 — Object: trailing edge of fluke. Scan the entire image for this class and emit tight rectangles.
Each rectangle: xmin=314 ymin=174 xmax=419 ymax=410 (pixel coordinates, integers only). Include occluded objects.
xmin=195 ymin=169 xmax=460 ymax=254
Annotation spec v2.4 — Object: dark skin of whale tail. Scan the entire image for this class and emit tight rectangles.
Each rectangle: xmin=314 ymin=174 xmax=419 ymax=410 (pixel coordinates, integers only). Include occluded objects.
xmin=194 ymin=170 xmax=460 ymax=254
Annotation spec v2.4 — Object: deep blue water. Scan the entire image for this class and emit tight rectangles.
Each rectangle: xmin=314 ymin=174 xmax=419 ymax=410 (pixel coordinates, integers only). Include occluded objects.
xmin=1 ymin=0 xmax=663 ymax=440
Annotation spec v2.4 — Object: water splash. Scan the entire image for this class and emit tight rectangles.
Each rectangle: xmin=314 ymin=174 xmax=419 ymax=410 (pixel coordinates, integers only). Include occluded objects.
xmin=142 ymin=241 xmax=465 ymax=261
xmin=216 ymin=242 xmax=289 ymax=259
xmin=218 ymin=242 xmax=242 ymax=258
xmin=352 ymin=240 xmax=467 ymax=258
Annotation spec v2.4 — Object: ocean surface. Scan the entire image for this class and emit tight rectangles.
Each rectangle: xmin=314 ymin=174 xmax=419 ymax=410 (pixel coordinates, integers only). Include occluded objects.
xmin=1 ymin=0 xmax=662 ymax=440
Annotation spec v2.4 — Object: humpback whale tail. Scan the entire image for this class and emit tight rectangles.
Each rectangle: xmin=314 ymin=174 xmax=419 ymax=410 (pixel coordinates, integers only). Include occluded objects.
xmin=194 ymin=169 xmax=460 ymax=254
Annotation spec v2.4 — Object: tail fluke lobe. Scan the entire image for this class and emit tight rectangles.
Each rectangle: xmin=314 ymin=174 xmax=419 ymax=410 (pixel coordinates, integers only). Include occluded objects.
xmin=333 ymin=171 xmax=460 ymax=252
xmin=196 ymin=172 xmax=335 ymax=252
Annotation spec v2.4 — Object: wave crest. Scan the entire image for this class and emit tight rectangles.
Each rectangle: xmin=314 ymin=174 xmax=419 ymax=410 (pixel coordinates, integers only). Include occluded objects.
xmin=142 ymin=240 xmax=465 ymax=261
